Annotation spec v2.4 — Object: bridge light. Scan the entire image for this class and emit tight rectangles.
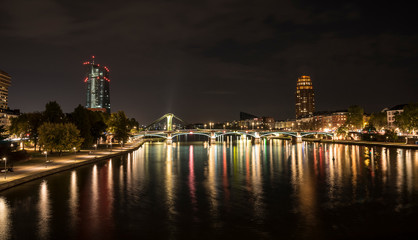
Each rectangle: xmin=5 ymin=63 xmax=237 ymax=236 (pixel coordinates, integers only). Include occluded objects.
xmin=189 ymin=132 xmax=193 ymax=134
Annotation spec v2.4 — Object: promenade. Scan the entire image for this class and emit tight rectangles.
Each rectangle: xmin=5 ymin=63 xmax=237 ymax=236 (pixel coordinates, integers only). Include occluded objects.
xmin=306 ymin=138 xmax=418 ymax=149
xmin=0 ymin=139 xmax=146 ymax=192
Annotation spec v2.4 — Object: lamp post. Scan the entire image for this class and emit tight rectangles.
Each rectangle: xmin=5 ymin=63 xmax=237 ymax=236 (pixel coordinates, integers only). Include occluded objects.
xmin=2 ymin=157 xmax=6 ymax=179
xmin=73 ymin=147 xmax=77 ymax=161
xmin=44 ymin=151 xmax=48 ymax=168
xmin=94 ymin=144 xmax=97 ymax=153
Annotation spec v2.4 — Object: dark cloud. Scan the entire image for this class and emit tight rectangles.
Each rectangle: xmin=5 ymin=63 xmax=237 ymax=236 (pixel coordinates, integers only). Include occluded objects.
xmin=0 ymin=0 xmax=416 ymax=123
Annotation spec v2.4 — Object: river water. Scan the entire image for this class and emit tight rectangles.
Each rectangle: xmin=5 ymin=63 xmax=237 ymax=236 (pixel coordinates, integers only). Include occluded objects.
xmin=0 ymin=140 xmax=418 ymax=240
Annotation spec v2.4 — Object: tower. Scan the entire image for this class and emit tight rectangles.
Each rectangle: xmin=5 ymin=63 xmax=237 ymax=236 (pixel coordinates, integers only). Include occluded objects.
xmin=295 ymin=75 xmax=315 ymax=118
xmin=83 ymin=56 xmax=111 ymax=113
xmin=0 ymin=70 xmax=11 ymax=110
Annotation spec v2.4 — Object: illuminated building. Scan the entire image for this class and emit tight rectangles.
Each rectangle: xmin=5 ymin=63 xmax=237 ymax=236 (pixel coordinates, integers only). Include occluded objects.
xmin=83 ymin=56 xmax=111 ymax=113
xmin=295 ymin=75 xmax=315 ymax=118
xmin=0 ymin=70 xmax=19 ymax=131
xmin=386 ymin=104 xmax=406 ymax=129
xmin=0 ymin=70 xmax=11 ymax=110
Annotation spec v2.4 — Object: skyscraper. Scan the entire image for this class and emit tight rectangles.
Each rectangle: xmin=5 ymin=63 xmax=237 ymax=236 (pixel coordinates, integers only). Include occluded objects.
xmin=295 ymin=75 xmax=315 ymax=118
xmin=0 ymin=69 xmax=11 ymax=110
xmin=84 ymin=56 xmax=111 ymax=113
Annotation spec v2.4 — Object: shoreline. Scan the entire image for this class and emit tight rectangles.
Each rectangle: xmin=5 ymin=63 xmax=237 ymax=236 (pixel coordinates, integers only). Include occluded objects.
xmin=0 ymin=139 xmax=147 ymax=192
xmin=271 ymin=136 xmax=418 ymax=149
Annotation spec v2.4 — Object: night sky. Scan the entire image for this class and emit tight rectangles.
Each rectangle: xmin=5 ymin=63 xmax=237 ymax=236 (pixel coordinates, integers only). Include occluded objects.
xmin=0 ymin=0 xmax=417 ymax=124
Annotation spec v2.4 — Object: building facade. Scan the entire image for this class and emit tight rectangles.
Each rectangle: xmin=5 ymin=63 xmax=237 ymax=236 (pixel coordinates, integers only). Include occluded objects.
xmin=295 ymin=75 xmax=315 ymax=119
xmin=84 ymin=56 xmax=111 ymax=113
xmin=0 ymin=70 xmax=11 ymax=110
xmin=386 ymin=104 xmax=406 ymax=129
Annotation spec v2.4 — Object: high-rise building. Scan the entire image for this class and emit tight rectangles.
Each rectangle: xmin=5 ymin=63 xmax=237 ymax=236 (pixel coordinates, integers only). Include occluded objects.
xmin=0 ymin=69 xmax=11 ymax=110
xmin=295 ymin=75 xmax=315 ymax=118
xmin=84 ymin=56 xmax=111 ymax=113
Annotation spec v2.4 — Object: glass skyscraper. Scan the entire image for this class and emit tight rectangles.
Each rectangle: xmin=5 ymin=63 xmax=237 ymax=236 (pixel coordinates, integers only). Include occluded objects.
xmin=84 ymin=56 xmax=110 ymax=113
xmin=295 ymin=75 xmax=315 ymax=118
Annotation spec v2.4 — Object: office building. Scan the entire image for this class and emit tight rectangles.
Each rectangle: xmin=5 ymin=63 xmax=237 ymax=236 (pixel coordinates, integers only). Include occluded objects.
xmin=84 ymin=56 xmax=111 ymax=113
xmin=295 ymin=75 xmax=315 ymax=118
xmin=0 ymin=70 xmax=11 ymax=110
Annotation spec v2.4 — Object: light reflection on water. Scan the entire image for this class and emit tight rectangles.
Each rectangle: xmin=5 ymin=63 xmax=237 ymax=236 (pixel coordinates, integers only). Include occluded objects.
xmin=38 ymin=180 xmax=50 ymax=240
xmin=0 ymin=140 xmax=418 ymax=239
xmin=0 ymin=197 xmax=10 ymax=240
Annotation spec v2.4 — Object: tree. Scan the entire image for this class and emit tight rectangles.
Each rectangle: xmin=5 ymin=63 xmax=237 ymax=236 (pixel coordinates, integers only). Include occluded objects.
xmin=346 ymin=105 xmax=364 ymax=130
xmin=38 ymin=122 xmax=83 ymax=155
xmin=9 ymin=112 xmax=44 ymax=151
xmin=395 ymin=103 xmax=418 ymax=134
xmin=0 ymin=125 xmax=7 ymax=141
xmin=107 ymin=111 xmax=130 ymax=146
xmin=43 ymin=101 xmax=65 ymax=123
xmin=27 ymin=112 xmax=43 ymax=151
xmin=89 ymin=110 xmax=108 ymax=145
xmin=69 ymin=105 xmax=93 ymax=148
xmin=336 ymin=125 xmax=349 ymax=139
xmin=369 ymin=111 xmax=387 ymax=130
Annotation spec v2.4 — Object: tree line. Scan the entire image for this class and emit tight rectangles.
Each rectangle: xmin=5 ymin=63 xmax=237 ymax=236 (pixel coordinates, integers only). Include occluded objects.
xmin=9 ymin=101 xmax=139 ymax=155
xmin=337 ymin=103 xmax=417 ymax=141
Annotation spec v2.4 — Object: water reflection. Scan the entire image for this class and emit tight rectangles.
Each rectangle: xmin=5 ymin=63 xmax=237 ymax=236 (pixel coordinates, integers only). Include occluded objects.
xmin=251 ymin=143 xmax=264 ymax=222
xmin=38 ymin=180 xmax=50 ymax=240
xmin=1 ymin=142 xmax=418 ymax=239
xmin=0 ymin=197 xmax=10 ymax=240
xmin=69 ymin=171 xmax=78 ymax=231
xmin=165 ymin=143 xmax=176 ymax=222
xmin=207 ymin=144 xmax=218 ymax=217
xmin=189 ymin=145 xmax=197 ymax=209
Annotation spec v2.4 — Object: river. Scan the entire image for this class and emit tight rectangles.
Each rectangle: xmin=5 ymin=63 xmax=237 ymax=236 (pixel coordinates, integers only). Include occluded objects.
xmin=0 ymin=139 xmax=417 ymax=239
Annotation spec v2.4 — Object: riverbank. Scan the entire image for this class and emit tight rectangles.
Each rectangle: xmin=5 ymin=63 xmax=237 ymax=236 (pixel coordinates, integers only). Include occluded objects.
xmin=270 ymin=136 xmax=418 ymax=149
xmin=0 ymin=139 xmax=147 ymax=192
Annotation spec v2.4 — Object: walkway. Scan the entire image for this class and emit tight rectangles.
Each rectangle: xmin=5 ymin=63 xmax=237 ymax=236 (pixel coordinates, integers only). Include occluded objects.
xmin=0 ymin=139 xmax=145 ymax=191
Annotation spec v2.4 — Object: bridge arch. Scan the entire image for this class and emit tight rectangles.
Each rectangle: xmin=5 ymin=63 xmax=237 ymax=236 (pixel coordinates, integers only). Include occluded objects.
xmin=216 ymin=132 xmax=258 ymax=139
xmin=259 ymin=132 xmax=298 ymax=138
xmin=172 ymin=132 xmax=212 ymax=139
xmin=301 ymin=132 xmax=334 ymax=138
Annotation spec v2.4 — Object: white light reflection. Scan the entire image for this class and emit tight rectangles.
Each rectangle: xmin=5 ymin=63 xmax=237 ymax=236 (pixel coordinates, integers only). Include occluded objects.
xmin=165 ymin=144 xmax=176 ymax=220
xmin=207 ymin=144 xmax=218 ymax=217
xmin=0 ymin=197 xmax=11 ymax=240
xmin=69 ymin=171 xmax=78 ymax=231
xmin=38 ymin=180 xmax=51 ymax=240
xmin=90 ymin=165 xmax=99 ymax=233
xmin=251 ymin=143 xmax=264 ymax=222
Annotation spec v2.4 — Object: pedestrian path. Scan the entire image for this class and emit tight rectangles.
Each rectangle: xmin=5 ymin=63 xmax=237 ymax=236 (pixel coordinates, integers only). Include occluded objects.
xmin=0 ymin=140 xmax=145 ymax=191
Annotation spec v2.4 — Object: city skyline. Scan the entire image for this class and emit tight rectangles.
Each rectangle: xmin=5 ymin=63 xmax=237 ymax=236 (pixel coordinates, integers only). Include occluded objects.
xmin=0 ymin=1 xmax=417 ymax=124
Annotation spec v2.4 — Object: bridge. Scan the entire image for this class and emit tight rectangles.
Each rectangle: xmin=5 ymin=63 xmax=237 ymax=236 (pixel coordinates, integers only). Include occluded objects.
xmin=136 ymin=113 xmax=334 ymax=144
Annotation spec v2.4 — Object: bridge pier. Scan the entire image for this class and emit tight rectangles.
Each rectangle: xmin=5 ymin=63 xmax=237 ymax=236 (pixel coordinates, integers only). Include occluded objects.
xmin=292 ymin=133 xmax=302 ymax=143
xmin=166 ymin=133 xmax=173 ymax=145
xmin=254 ymin=132 xmax=261 ymax=144
xmin=210 ymin=132 xmax=217 ymax=145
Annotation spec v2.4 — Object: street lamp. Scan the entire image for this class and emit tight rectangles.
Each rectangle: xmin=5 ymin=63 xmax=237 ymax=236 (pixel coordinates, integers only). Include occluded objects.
xmin=73 ymin=147 xmax=77 ymax=161
xmin=2 ymin=157 xmax=6 ymax=179
xmin=43 ymin=151 xmax=48 ymax=168
xmin=93 ymin=144 xmax=97 ymax=153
